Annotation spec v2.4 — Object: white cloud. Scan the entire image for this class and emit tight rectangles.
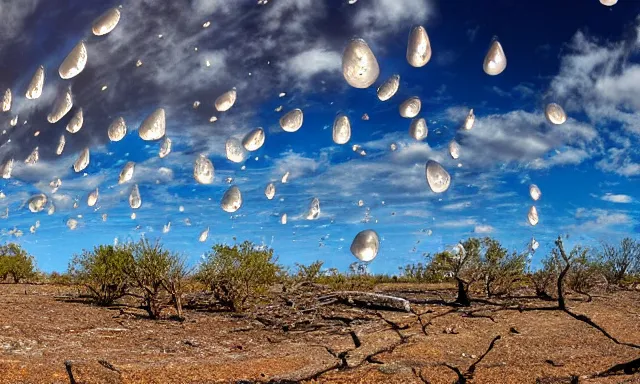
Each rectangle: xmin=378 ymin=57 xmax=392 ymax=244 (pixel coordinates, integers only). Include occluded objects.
xmin=284 ymin=48 xmax=341 ymax=81
xmin=353 ymin=0 xmax=434 ymax=41
xmin=601 ymin=193 xmax=633 ymax=203
xmin=436 ymin=218 xmax=477 ymax=228
xmin=0 ymin=0 xmax=39 ymax=43
xmin=442 ymin=201 xmax=471 ymax=211
xmin=474 ymin=225 xmax=494 ymax=234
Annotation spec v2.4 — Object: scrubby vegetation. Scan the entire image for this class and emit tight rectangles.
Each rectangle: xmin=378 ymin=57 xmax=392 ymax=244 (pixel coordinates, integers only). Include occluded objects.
xmin=0 ymin=243 xmax=36 ymax=283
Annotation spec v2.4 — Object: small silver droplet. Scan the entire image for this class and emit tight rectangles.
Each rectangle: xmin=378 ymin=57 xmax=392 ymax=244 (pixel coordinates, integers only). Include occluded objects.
xmin=194 ymin=155 xmax=214 ymax=184
xmin=66 ymin=109 xmax=83 ymax=133
xmin=159 ymin=137 xmax=172 ymax=158
xmin=26 ymin=66 xmax=45 ymax=100
xmin=528 ymin=206 xmax=539 ymax=226
xmin=28 ymin=194 xmax=48 ymax=213
xmin=425 ymin=160 xmax=451 ymax=193
xmin=399 ymin=97 xmax=421 ymax=118
xmin=265 ymin=183 xmax=276 ymax=200
xmin=306 ymin=197 xmax=320 ymax=220
xmin=108 ymin=117 xmax=127 ymax=141
xmin=377 ymin=74 xmax=400 ymax=101
xmin=73 ymin=147 xmax=90 ymax=172
xmin=47 ymin=88 xmax=73 ymax=124
xmin=449 ymin=140 xmax=460 ymax=159
xmin=545 ymin=103 xmax=567 ymax=125
xmin=221 ymin=186 xmax=242 ymax=213
xmin=87 ymin=188 xmax=99 ymax=207
xmin=280 ymin=109 xmax=303 ymax=132
xmin=215 ymin=88 xmax=237 ymax=112
xmin=409 ymin=118 xmax=428 ymax=141
xmin=529 ymin=184 xmax=541 ymax=201
xmin=119 ymin=162 xmax=135 ymax=184
xmin=129 ymin=184 xmax=142 ymax=209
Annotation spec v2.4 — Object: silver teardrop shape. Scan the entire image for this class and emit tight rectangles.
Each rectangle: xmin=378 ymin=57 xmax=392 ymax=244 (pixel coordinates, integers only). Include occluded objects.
xmin=483 ymin=39 xmax=507 ymax=76
xmin=139 ymin=108 xmax=166 ymax=140
xmin=129 ymin=184 xmax=142 ymax=209
xmin=215 ymin=88 xmax=237 ymax=112
xmin=194 ymin=155 xmax=214 ymax=184
xmin=409 ymin=118 xmax=428 ymax=141
xmin=545 ymin=103 xmax=567 ymax=125
xmin=221 ymin=186 xmax=242 ymax=213
xmin=350 ymin=229 xmax=380 ymax=262
xmin=59 ymin=41 xmax=87 ymax=79
xmin=66 ymin=108 xmax=83 ymax=133
xmin=119 ymin=162 xmax=135 ymax=184
xmin=425 ymin=160 xmax=451 ymax=193
xmin=332 ymin=114 xmax=351 ymax=144
xmin=242 ymin=128 xmax=265 ymax=151
xmin=73 ymin=147 xmax=90 ymax=172
xmin=280 ymin=109 xmax=303 ymax=132
xmin=377 ymin=74 xmax=400 ymax=101
xmin=406 ymin=26 xmax=432 ymax=67
xmin=47 ymin=88 xmax=73 ymax=123
xmin=342 ymin=38 xmax=380 ymax=89
xmin=399 ymin=97 xmax=421 ymax=118
xmin=26 ymin=66 xmax=45 ymax=100
xmin=92 ymin=8 xmax=121 ymax=36
xmin=108 ymin=117 xmax=127 ymax=141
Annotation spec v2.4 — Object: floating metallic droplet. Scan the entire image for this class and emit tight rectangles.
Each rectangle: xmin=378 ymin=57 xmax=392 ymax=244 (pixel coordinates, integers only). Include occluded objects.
xmin=215 ymin=88 xmax=237 ymax=112
xmin=129 ymin=184 xmax=141 ymax=209
xmin=350 ymin=229 xmax=380 ymax=262
xmin=529 ymin=184 xmax=542 ymax=201
xmin=280 ymin=109 xmax=303 ymax=132
xmin=10 ymin=115 xmax=17 ymax=126
xmin=159 ymin=137 xmax=172 ymax=158
xmin=163 ymin=222 xmax=171 ymax=233
xmin=26 ymin=66 xmax=45 ymax=100
xmin=28 ymin=194 xmax=47 ymax=213
xmin=449 ymin=140 xmax=460 ymax=159
xmin=600 ymin=0 xmax=618 ymax=6
xmin=530 ymin=237 xmax=539 ymax=251
xmin=47 ymin=88 xmax=73 ymax=124
xmin=306 ymin=198 xmax=320 ymax=220
xmin=66 ymin=108 xmax=83 ymax=133
xmin=332 ymin=114 xmax=351 ymax=144
xmin=107 ymin=117 xmax=127 ymax=141
xmin=342 ymin=38 xmax=380 ymax=88
xmin=59 ymin=41 xmax=87 ymax=79
xmin=87 ymin=188 xmax=99 ymax=207
xmin=409 ymin=118 xmax=428 ymax=141
xmin=199 ymin=227 xmax=209 ymax=242
xmin=545 ymin=103 xmax=567 ymax=125
xmin=119 ymin=162 xmax=135 ymax=184
xmin=102 ymin=213 xmax=107 ymax=222
xmin=226 ymin=138 xmax=246 ymax=163
xmin=357 ymin=199 xmax=364 ymax=207
xmin=73 ymin=147 xmax=90 ymax=172
xmin=67 ymin=218 xmax=78 ymax=230
xmin=281 ymin=213 xmax=287 ymax=225
xmin=242 ymin=128 xmax=265 ymax=151
xmin=194 ymin=155 xmax=214 ymax=184
xmin=131 ymin=212 xmax=136 ymax=220
xmin=399 ymin=97 xmax=421 ymax=118
xmin=25 ymin=147 xmax=39 ymax=165
xmin=361 ymin=113 xmax=369 ymax=121
xmin=1 ymin=159 xmax=13 ymax=179
xmin=390 ymin=143 xmax=397 ymax=151
xmin=483 ymin=39 xmax=507 ymax=76
xmin=281 ymin=171 xmax=290 ymax=183
xmin=92 ymin=8 xmax=121 ymax=36
xmin=265 ymin=183 xmax=276 ymax=200
xmin=463 ymin=109 xmax=475 ymax=130
xmin=139 ymin=108 xmax=166 ymax=141
xmin=377 ymin=74 xmax=400 ymax=101
xmin=2 ymin=89 xmax=11 ymax=112
xmin=528 ymin=206 xmax=539 ymax=226
xmin=406 ymin=26 xmax=432 ymax=67
xmin=221 ymin=186 xmax=242 ymax=213
xmin=425 ymin=160 xmax=451 ymax=193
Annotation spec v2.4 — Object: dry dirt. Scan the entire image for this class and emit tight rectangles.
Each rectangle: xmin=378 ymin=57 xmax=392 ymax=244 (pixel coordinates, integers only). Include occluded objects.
xmin=0 ymin=283 xmax=639 ymax=384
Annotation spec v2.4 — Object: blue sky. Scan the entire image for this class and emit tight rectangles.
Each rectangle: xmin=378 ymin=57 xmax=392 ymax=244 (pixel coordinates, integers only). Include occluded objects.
xmin=0 ymin=0 xmax=639 ymax=274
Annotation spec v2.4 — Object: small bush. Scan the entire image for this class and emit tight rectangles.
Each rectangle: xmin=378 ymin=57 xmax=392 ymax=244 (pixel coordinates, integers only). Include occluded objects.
xmin=481 ymin=239 xmax=526 ymax=297
xmin=197 ymin=241 xmax=281 ymax=312
xmin=0 ymin=243 xmax=37 ymax=283
xmin=294 ymin=260 xmax=324 ymax=282
xmin=428 ymin=238 xmax=483 ymax=306
xmin=531 ymin=252 xmax=563 ymax=300
xmin=599 ymin=238 xmax=639 ymax=286
xmin=46 ymin=271 xmax=73 ymax=285
xmin=566 ymin=249 xmax=604 ymax=297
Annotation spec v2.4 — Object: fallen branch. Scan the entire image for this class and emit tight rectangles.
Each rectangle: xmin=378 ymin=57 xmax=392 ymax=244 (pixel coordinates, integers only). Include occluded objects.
xmin=320 ymin=291 xmax=411 ymax=312
xmin=98 ymin=359 xmax=121 ymax=373
xmin=596 ymin=355 xmax=640 ymax=377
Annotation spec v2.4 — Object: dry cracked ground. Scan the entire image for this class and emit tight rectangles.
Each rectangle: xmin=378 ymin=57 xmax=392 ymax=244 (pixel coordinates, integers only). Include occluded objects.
xmin=0 ymin=283 xmax=639 ymax=383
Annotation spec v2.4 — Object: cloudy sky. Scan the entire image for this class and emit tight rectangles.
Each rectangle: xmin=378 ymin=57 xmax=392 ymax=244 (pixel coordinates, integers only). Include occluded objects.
xmin=1 ymin=0 xmax=639 ymax=274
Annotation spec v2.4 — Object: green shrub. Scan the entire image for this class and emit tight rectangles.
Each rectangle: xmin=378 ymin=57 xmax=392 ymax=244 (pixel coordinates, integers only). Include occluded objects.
xmin=481 ymin=238 xmax=526 ymax=297
xmin=0 ymin=243 xmax=37 ymax=283
xmin=599 ymin=238 xmax=639 ymax=286
xmin=68 ymin=244 xmax=132 ymax=305
xmin=566 ymin=248 xmax=603 ymax=297
xmin=294 ymin=260 xmax=324 ymax=282
xmin=428 ymin=238 xmax=483 ymax=306
xmin=197 ymin=241 xmax=281 ymax=312
xmin=531 ymin=251 xmax=563 ymax=300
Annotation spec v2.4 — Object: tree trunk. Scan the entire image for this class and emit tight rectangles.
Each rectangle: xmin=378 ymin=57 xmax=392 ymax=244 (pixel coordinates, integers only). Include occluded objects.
xmin=455 ymin=278 xmax=471 ymax=307
xmin=174 ymin=293 xmax=183 ymax=320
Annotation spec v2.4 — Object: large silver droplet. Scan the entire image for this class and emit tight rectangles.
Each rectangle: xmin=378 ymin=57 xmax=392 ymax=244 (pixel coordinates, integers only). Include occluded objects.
xmin=215 ymin=88 xmax=237 ymax=112
xmin=528 ymin=206 xmax=539 ymax=226
xmin=350 ymin=229 xmax=380 ymax=262
xmin=306 ymin=197 xmax=320 ymax=220
xmin=377 ymin=74 xmax=400 ymax=101
xmin=26 ymin=66 xmax=45 ymax=100
xmin=74 ymin=147 xmax=90 ymax=172
xmin=342 ymin=38 xmax=380 ymax=88
xmin=242 ymin=128 xmax=265 ymax=151
xmin=199 ymin=227 xmax=209 ymax=242
xmin=399 ymin=97 xmax=421 ymax=118
xmin=332 ymin=114 xmax=351 ymax=144
xmin=194 ymin=155 xmax=214 ymax=184
xmin=92 ymin=8 xmax=121 ymax=36
xmin=280 ymin=109 xmax=303 ymax=132
xmin=1 ymin=159 xmax=14 ymax=179
xmin=67 ymin=218 xmax=78 ymax=230
xmin=66 ymin=108 xmax=83 ymax=133
xmin=463 ymin=109 xmax=475 ymax=130
xmin=600 ymin=0 xmax=618 ymax=6
xmin=87 ymin=188 xmax=99 ymax=207
xmin=483 ymin=39 xmax=507 ymax=76
xmin=529 ymin=184 xmax=542 ymax=201
xmin=119 ymin=162 xmax=135 ymax=184
xmin=281 ymin=213 xmax=287 ymax=225
xmin=28 ymin=194 xmax=47 ymax=213
xmin=545 ymin=103 xmax=567 ymax=125
xmin=406 ymin=26 xmax=432 ymax=67
xmin=2 ymin=89 xmax=11 ymax=112
xmin=47 ymin=88 xmax=73 ymax=123
xmin=226 ymin=138 xmax=246 ymax=163
xmin=265 ymin=183 xmax=276 ymax=200
xmin=59 ymin=41 xmax=87 ymax=79
xmin=107 ymin=117 xmax=127 ymax=141
xmin=159 ymin=137 xmax=172 ymax=158
xmin=129 ymin=184 xmax=141 ymax=209
xmin=139 ymin=108 xmax=166 ymax=141
xmin=425 ymin=160 xmax=451 ymax=193
xmin=221 ymin=185 xmax=242 ymax=213
xmin=25 ymin=147 xmax=39 ymax=165
xmin=449 ymin=140 xmax=460 ymax=159
xmin=409 ymin=118 xmax=428 ymax=141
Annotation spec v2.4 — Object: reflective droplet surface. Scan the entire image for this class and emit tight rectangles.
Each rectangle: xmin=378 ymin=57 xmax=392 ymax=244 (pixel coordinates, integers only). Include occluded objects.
xmin=281 ymin=213 xmax=287 ymax=224
xmin=545 ymin=103 xmax=567 ymax=125
xmin=361 ymin=113 xmax=369 ymax=121
xmin=280 ymin=109 xmax=303 ymax=132
xmin=342 ymin=38 xmax=379 ymax=88
xmin=194 ymin=155 xmax=214 ymax=184
xmin=1 ymin=159 xmax=14 ymax=179
xmin=358 ymin=199 xmax=364 ymax=207
xmin=10 ymin=115 xmax=17 ymax=126
xmin=528 ymin=205 xmax=539 ymax=226
xmin=483 ymin=39 xmax=507 ymax=76
xmin=129 ymin=184 xmax=141 ymax=209
xmin=350 ymin=229 xmax=380 ymax=262
xmin=26 ymin=66 xmax=45 ymax=100
xmin=425 ymin=160 xmax=451 ymax=193
xmin=377 ymin=74 xmax=400 ymax=101
xmin=449 ymin=140 xmax=460 ymax=159
xmin=406 ymin=26 xmax=432 ymax=67
xmin=306 ymin=197 xmax=320 ymax=220
xmin=67 ymin=218 xmax=78 ymax=230
xmin=131 ymin=212 xmax=136 ymax=220
xmin=199 ymin=227 xmax=209 ymax=242
xmin=409 ymin=118 xmax=428 ymax=141
xmin=226 ymin=138 xmax=246 ymax=163
xmin=242 ymin=128 xmax=265 ymax=151
xmin=529 ymin=184 xmax=542 ymax=201
xmin=159 ymin=137 xmax=172 ymax=158
xmin=107 ymin=117 xmax=127 ymax=141
xmin=66 ymin=108 xmax=83 ymax=133
xmin=119 ymin=162 xmax=135 ymax=184
xmin=139 ymin=108 xmax=166 ymax=141
xmin=390 ymin=143 xmax=397 ymax=151
xmin=332 ymin=114 xmax=351 ymax=144
xmin=2 ymin=89 xmax=11 ymax=112
xmin=265 ymin=183 xmax=276 ymax=200
xmin=59 ymin=41 xmax=87 ymax=79
xmin=25 ymin=147 xmax=39 ymax=165
xmin=47 ymin=88 xmax=73 ymax=123
xmin=600 ymin=0 xmax=618 ymax=6
xmin=215 ymin=88 xmax=237 ymax=112
xmin=73 ymin=147 xmax=90 ymax=172
xmin=87 ymin=188 xmax=99 ymax=207
xmin=399 ymin=97 xmax=421 ymax=118
xmin=221 ymin=186 xmax=242 ymax=213
xmin=162 ymin=222 xmax=171 ymax=233
xmin=463 ymin=109 xmax=475 ymax=130
xmin=92 ymin=8 xmax=120 ymax=36
xmin=531 ymin=237 xmax=540 ymax=251
xmin=102 ymin=213 xmax=107 ymax=221
xmin=28 ymin=194 xmax=47 ymax=213
xmin=281 ymin=171 xmax=290 ymax=183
